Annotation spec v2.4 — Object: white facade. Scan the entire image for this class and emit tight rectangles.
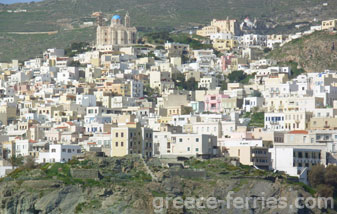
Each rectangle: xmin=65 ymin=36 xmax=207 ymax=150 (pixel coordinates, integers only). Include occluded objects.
xmin=270 ymin=146 xmax=322 ymax=179
xmin=153 ymin=133 xmax=218 ymax=157
xmin=37 ymin=144 xmax=82 ymax=163
xmin=198 ymin=76 xmax=219 ymax=90
xmin=243 ymin=97 xmax=264 ymax=112
xmin=76 ymin=94 xmax=96 ymax=107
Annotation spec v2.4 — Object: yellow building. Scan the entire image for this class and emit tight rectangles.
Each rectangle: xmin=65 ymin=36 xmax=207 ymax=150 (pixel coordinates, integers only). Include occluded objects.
xmin=309 ymin=117 xmax=337 ymax=130
xmin=110 ymin=123 xmax=153 ymax=157
xmin=110 ymin=123 xmax=142 ymax=157
xmin=98 ymin=81 xmax=130 ymax=96
xmin=213 ymin=39 xmax=238 ymax=51
xmin=197 ymin=18 xmax=239 ymax=37
xmin=322 ymin=19 xmax=337 ymax=30
xmin=227 ymin=146 xmax=271 ymax=169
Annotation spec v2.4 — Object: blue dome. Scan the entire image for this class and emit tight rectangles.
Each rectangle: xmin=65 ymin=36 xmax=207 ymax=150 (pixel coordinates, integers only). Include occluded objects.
xmin=112 ymin=15 xmax=121 ymax=20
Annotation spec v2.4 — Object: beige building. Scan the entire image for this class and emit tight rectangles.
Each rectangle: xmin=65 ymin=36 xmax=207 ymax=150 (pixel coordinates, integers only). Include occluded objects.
xmin=264 ymin=96 xmax=324 ymax=113
xmin=164 ymin=42 xmax=190 ymax=57
xmin=96 ymin=12 xmax=137 ymax=49
xmin=212 ymin=39 xmax=238 ymax=51
xmin=322 ymin=19 xmax=337 ymax=30
xmin=110 ymin=123 xmax=153 ymax=157
xmin=309 ymin=117 xmax=337 ymax=130
xmin=227 ymin=146 xmax=271 ymax=169
xmin=0 ymin=104 xmax=17 ymax=126
xmin=197 ymin=18 xmax=239 ymax=37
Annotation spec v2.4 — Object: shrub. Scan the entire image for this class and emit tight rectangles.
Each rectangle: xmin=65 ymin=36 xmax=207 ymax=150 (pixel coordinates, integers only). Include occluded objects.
xmin=316 ymin=184 xmax=334 ymax=197
xmin=308 ymin=165 xmax=325 ymax=187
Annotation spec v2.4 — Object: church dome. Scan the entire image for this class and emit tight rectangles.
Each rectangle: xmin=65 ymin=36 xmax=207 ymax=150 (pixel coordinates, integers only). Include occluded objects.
xmin=112 ymin=15 xmax=121 ymax=20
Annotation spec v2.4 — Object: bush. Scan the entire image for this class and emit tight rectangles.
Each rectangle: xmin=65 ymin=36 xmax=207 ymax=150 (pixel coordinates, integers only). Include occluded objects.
xmin=316 ymin=184 xmax=334 ymax=197
xmin=248 ymin=112 xmax=265 ymax=127
xmin=24 ymin=156 xmax=36 ymax=170
xmin=324 ymin=165 xmax=337 ymax=187
xmin=308 ymin=165 xmax=325 ymax=187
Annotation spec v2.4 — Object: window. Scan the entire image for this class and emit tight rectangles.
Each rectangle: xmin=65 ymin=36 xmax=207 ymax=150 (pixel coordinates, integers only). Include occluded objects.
xmin=67 ymin=149 xmax=71 ymax=153
xmin=179 ymin=138 xmax=183 ymax=142
xmin=77 ymin=149 xmax=81 ymax=153
xmin=298 ymin=152 xmax=302 ymax=158
xmin=187 ymin=147 xmax=190 ymax=151
xmin=116 ymin=132 xmax=118 ymax=137
xmin=196 ymin=148 xmax=199 ymax=152
xmin=121 ymin=132 xmax=124 ymax=137
xmin=115 ymin=142 xmax=118 ymax=147
xmin=196 ymin=138 xmax=199 ymax=142
xmin=121 ymin=142 xmax=124 ymax=147
xmin=51 ymin=149 xmax=56 ymax=153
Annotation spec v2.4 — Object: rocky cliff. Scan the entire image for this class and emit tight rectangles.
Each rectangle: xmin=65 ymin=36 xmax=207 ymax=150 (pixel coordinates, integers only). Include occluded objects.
xmin=0 ymin=155 xmax=335 ymax=214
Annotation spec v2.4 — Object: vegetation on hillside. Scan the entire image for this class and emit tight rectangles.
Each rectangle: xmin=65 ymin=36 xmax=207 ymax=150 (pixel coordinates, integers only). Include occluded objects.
xmin=247 ymin=112 xmax=265 ymax=127
xmin=2 ymin=0 xmax=337 ymax=61
xmin=0 ymin=27 xmax=95 ymax=62
xmin=65 ymin=42 xmax=91 ymax=57
xmin=143 ymin=32 xmax=212 ymax=49
xmin=172 ymin=72 xmax=198 ymax=91
xmin=308 ymin=165 xmax=337 ymax=198
xmin=268 ymin=31 xmax=337 ymax=72
xmin=227 ymin=70 xmax=255 ymax=84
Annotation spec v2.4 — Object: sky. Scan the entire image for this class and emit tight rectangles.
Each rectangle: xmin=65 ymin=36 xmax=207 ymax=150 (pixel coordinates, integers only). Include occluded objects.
xmin=0 ymin=0 xmax=43 ymax=4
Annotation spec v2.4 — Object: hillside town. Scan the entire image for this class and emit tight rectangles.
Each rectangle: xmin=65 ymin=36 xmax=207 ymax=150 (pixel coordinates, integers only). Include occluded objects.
xmin=1 ymin=12 xmax=337 ymax=185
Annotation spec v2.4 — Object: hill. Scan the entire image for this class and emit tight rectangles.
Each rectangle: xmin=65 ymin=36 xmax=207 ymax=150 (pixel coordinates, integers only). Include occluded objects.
xmin=0 ymin=155 xmax=331 ymax=214
xmin=268 ymin=31 xmax=337 ymax=73
xmin=1 ymin=0 xmax=337 ymax=61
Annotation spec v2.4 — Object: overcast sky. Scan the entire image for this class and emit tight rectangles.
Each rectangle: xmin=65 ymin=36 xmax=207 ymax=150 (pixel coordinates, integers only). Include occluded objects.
xmin=0 ymin=0 xmax=43 ymax=4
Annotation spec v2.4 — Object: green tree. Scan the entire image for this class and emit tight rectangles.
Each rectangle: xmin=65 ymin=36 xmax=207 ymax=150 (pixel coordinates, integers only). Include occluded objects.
xmin=324 ymin=165 xmax=337 ymax=187
xmin=228 ymin=70 xmax=254 ymax=84
xmin=228 ymin=70 xmax=246 ymax=83
xmin=185 ymin=77 xmax=198 ymax=91
xmin=308 ymin=165 xmax=325 ymax=187
xmin=252 ymin=90 xmax=262 ymax=97
xmin=316 ymin=184 xmax=334 ymax=197
xmin=248 ymin=112 xmax=265 ymax=127
xmin=9 ymin=155 xmax=24 ymax=169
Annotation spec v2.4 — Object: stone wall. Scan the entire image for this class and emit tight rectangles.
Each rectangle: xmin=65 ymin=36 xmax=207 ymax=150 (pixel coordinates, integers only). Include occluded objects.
xmin=70 ymin=168 xmax=102 ymax=180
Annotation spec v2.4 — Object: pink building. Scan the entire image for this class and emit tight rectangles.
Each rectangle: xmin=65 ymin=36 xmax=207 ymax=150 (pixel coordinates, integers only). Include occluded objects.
xmin=204 ymin=94 xmax=229 ymax=113
xmin=221 ymin=55 xmax=236 ymax=71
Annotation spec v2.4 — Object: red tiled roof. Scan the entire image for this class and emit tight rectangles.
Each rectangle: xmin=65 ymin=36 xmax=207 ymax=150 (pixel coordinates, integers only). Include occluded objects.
xmin=289 ymin=130 xmax=308 ymax=134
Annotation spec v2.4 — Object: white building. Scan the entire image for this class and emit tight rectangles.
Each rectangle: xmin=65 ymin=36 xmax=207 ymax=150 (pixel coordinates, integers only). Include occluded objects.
xmin=270 ymin=146 xmax=322 ymax=183
xmin=243 ymin=97 xmax=264 ymax=112
xmin=37 ymin=144 xmax=82 ymax=163
xmin=153 ymin=133 xmax=218 ymax=158
xmin=76 ymin=94 xmax=96 ymax=107
xmin=240 ymin=34 xmax=267 ymax=47
xmin=198 ymin=76 xmax=219 ymax=90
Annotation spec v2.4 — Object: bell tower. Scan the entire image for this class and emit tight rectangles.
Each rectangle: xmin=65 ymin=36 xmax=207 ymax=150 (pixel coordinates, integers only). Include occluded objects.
xmin=125 ymin=11 xmax=130 ymax=27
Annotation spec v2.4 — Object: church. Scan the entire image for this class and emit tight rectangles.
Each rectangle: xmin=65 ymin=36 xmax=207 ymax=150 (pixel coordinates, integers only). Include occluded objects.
xmin=96 ymin=12 xmax=137 ymax=50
